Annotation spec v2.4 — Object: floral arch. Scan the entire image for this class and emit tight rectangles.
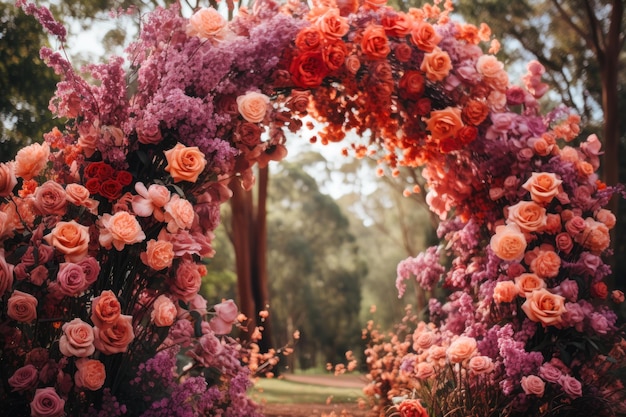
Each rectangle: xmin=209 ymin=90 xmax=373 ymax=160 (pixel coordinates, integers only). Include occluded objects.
xmin=1 ymin=0 xmax=625 ymax=416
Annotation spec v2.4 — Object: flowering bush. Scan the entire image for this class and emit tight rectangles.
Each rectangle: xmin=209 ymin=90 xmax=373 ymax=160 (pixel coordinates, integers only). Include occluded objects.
xmin=2 ymin=0 xmax=625 ymax=416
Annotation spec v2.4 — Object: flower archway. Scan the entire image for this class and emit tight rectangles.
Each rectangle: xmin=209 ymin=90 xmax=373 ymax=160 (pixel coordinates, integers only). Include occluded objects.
xmin=2 ymin=0 xmax=625 ymax=416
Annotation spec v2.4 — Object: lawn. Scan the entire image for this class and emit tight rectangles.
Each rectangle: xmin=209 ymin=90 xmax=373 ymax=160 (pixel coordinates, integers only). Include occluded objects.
xmin=250 ymin=375 xmax=366 ymax=404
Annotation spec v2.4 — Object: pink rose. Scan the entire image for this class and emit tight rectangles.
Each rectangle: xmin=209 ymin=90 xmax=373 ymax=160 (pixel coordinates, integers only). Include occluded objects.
xmin=91 ymin=290 xmax=121 ymax=329
xmin=556 ymin=279 xmax=578 ymax=302
xmin=490 ymin=223 xmax=527 ymax=262
xmin=414 ymin=362 xmax=436 ymax=379
xmin=186 ymin=7 xmax=227 ymax=40
xmin=595 ymin=208 xmax=616 ymax=229
xmin=521 ymin=375 xmax=545 ymax=397
xmin=94 ymin=315 xmax=135 ymax=355
xmin=59 ymin=318 xmax=95 ymax=357
xmin=56 ymin=262 xmax=89 ymax=296
xmin=14 ymin=142 xmax=50 ymax=181
xmin=413 ymin=331 xmax=438 ymax=351
xmin=538 ymin=363 xmax=563 ymax=383
xmin=74 ymin=358 xmax=106 ymax=391
xmin=580 ymin=218 xmax=610 ymax=254
xmin=164 ymin=194 xmax=195 ymax=233
xmin=132 ymin=182 xmax=170 ymax=219
xmin=7 ymin=290 xmax=38 ymax=323
xmin=0 ymin=162 xmax=17 ymax=197
xmin=521 ymin=288 xmax=566 ymax=326
xmin=559 ymin=375 xmax=582 ymax=398
xmin=29 ymin=265 xmax=48 ymax=286
xmin=522 ymin=172 xmax=562 ymax=204
xmin=34 ymin=180 xmax=68 ymax=216
xmin=30 ymin=387 xmax=65 ymax=417
xmin=468 ymin=356 xmax=494 ymax=374
xmin=530 ymin=249 xmax=561 ymax=279
xmin=171 ymin=260 xmax=204 ymax=302
xmin=8 ymin=364 xmax=39 ymax=392
xmin=99 ymin=211 xmax=146 ymax=251
xmin=65 ymin=183 xmax=98 ymax=213
xmin=151 ymin=295 xmax=177 ymax=327
xmin=446 ymin=336 xmax=477 ymax=363
xmin=236 ymin=91 xmax=270 ymax=123
xmin=506 ymin=201 xmax=547 ymax=232
xmin=555 ymin=232 xmax=574 ymax=254
xmin=77 ymin=256 xmax=100 ymax=286
xmin=210 ymin=299 xmax=239 ymax=334
xmin=564 ymin=215 xmax=586 ymax=237
xmin=44 ymin=220 xmax=90 ymax=262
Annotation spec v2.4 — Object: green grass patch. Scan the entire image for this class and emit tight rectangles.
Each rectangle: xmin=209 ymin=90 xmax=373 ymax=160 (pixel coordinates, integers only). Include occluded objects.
xmin=250 ymin=376 xmax=365 ymax=404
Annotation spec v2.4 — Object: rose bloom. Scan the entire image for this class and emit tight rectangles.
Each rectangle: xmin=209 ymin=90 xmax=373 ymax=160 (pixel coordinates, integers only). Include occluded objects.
xmin=530 ymin=249 xmax=561 ymax=278
xmin=141 ymin=239 xmax=175 ymax=270
xmin=132 ymin=182 xmax=170 ymax=220
xmin=522 ymin=172 xmax=562 ymax=204
xmin=236 ymin=91 xmax=270 ymax=123
xmin=398 ymin=70 xmax=425 ymax=100
xmin=30 ymin=387 xmax=65 ymax=417
xmin=171 ymin=260 xmax=204 ymax=302
xmin=345 ymin=54 xmax=361 ymax=74
xmin=414 ymin=362 xmax=436 ymax=379
xmin=210 ymin=298 xmax=239 ymax=334
xmin=468 ymin=356 xmax=495 ymax=374
xmin=7 ymin=290 xmax=38 ymax=323
xmin=164 ymin=143 xmax=208 ymax=183
xmin=394 ymin=43 xmax=412 ymax=62
xmin=323 ymin=40 xmax=348 ymax=71
xmin=316 ymin=8 xmax=349 ymax=39
xmin=14 ymin=142 xmax=50 ymax=181
xmin=506 ymin=200 xmax=547 ymax=232
xmin=490 ymin=223 xmax=527 ymax=262
xmin=462 ymin=99 xmax=489 ymax=126
xmin=93 ymin=314 xmax=134 ymax=355
xmin=91 ymin=290 xmax=121 ymax=328
xmin=34 ymin=181 xmax=67 ymax=216
xmin=580 ymin=218 xmax=610 ymax=254
xmin=522 ymin=288 xmax=566 ymax=326
xmin=186 ymin=7 xmax=227 ymax=41
xmin=44 ymin=220 xmax=90 ymax=262
xmin=521 ymin=375 xmax=545 ymax=397
xmin=410 ymin=20 xmax=442 ymax=52
xmin=0 ymin=162 xmax=17 ymax=197
xmin=538 ymin=363 xmax=563 ymax=383
xmin=544 ymin=213 xmax=562 ymax=234
xmin=595 ymin=208 xmax=616 ymax=229
xmin=397 ymin=399 xmax=428 ymax=417
xmin=164 ymin=194 xmax=195 ymax=233
xmin=493 ymin=280 xmax=518 ymax=303
xmin=426 ymin=107 xmax=463 ymax=142
xmin=99 ymin=211 xmax=146 ymax=251
xmin=591 ymin=281 xmax=609 ymax=299
xmin=56 ymin=262 xmax=90 ymax=296
xmin=612 ymin=290 xmax=625 ymax=303
xmin=65 ymin=183 xmax=98 ymax=213
xmin=476 ymin=54 xmax=504 ymax=78
xmin=381 ymin=12 xmax=412 ymax=38
xmin=560 ymin=375 xmax=583 ymax=398
xmin=8 ymin=364 xmax=39 ymax=392
xmin=151 ymin=295 xmax=177 ymax=327
xmin=360 ymin=24 xmax=390 ymax=59
xmin=74 ymin=358 xmax=106 ymax=391
xmin=515 ymin=273 xmax=546 ymax=298
xmin=59 ymin=318 xmax=95 ymax=357
xmin=420 ymin=47 xmax=452 ymax=82
xmin=446 ymin=336 xmax=477 ymax=363
xmin=295 ymin=26 xmax=323 ymax=51
xmin=290 ymin=51 xmax=328 ymax=88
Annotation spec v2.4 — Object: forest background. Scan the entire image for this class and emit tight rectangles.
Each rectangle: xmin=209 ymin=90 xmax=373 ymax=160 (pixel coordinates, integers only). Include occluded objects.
xmin=1 ymin=0 xmax=624 ymax=371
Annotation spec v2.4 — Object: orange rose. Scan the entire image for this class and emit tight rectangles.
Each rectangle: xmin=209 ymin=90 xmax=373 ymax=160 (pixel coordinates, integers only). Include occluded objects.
xmin=345 ymin=54 xmax=361 ymax=74
xmin=141 ymin=239 xmax=175 ymax=271
xmin=410 ymin=21 xmax=442 ymax=52
xmin=399 ymin=70 xmax=425 ymax=100
xmin=580 ymin=218 xmax=610 ymax=254
xmin=397 ymin=399 xmax=428 ymax=417
xmin=522 ymin=172 xmax=562 ymax=204
xmin=394 ymin=43 xmax=413 ymax=62
xmin=91 ymin=290 xmax=121 ymax=329
xmin=164 ymin=194 xmax=195 ymax=233
xmin=323 ymin=41 xmax=348 ymax=71
xmin=7 ymin=290 xmax=38 ymax=323
xmin=74 ymin=358 xmax=106 ymax=391
xmin=506 ymin=201 xmax=547 ymax=232
xmin=290 ymin=51 xmax=329 ymax=88
xmin=236 ymin=91 xmax=270 ymax=123
xmin=186 ymin=7 xmax=227 ymax=41
xmin=522 ymin=289 xmax=566 ymax=326
xmin=14 ymin=142 xmax=50 ymax=180
xmin=420 ymin=47 xmax=452 ymax=81
xmin=44 ymin=220 xmax=90 ymax=262
xmin=164 ymin=143 xmax=207 ymax=183
xmin=595 ymin=209 xmax=616 ymax=229
xmin=316 ymin=9 xmax=349 ymax=39
xmin=468 ymin=356 xmax=494 ymax=374
xmin=360 ymin=24 xmax=390 ymax=59
xmin=0 ymin=162 xmax=17 ymax=197
xmin=490 ymin=223 xmax=527 ymax=261
xmin=295 ymin=26 xmax=324 ymax=51
xmin=493 ymin=280 xmax=518 ymax=303
xmin=446 ymin=336 xmax=477 ymax=363
xmin=94 ymin=315 xmax=134 ymax=355
xmin=381 ymin=12 xmax=413 ymax=38
xmin=151 ymin=295 xmax=177 ymax=327
xmin=462 ymin=99 xmax=489 ymax=126
xmin=425 ymin=107 xmax=463 ymax=142
xmin=530 ymin=249 xmax=561 ymax=278
xmin=515 ymin=273 xmax=546 ymax=298
xmin=99 ymin=211 xmax=146 ymax=251
xmin=65 ymin=183 xmax=98 ymax=214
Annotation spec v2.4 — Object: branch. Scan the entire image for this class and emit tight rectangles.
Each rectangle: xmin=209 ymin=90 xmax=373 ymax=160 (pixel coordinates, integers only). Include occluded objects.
xmin=550 ymin=0 xmax=599 ymax=54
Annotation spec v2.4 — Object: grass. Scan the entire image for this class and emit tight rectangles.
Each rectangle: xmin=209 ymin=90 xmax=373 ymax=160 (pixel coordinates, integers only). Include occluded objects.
xmin=250 ymin=375 xmax=366 ymax=404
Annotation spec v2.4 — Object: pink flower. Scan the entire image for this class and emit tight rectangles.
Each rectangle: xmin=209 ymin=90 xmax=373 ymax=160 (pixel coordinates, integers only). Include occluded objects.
xmin=8 ymin=364 xmax=39 ymax=392
xmin=93 ymin=315 xmax=134 ymax=355
xmin=468 ymin=356 xmax=494 ymax=374
xmin=59 ymin=318 xmax=95 ymax=357
xmin=74 ymin=358 xmax=106 ymax=391
xmin=33 ymin=181 xmax=67 ymax=216
xmin=30 ymin=387 xmax=65 ymax=417
xmin=446 ymin=336 xmax=477 ymax=363
xmin=0 ymin=162 xmax=18 ymax=197
xmin=521 ymin=375 xmax=545 ymax=397
xmin=493 ymin=280 xmax=518 ymax=303
xmin=99 ymin=211 xmax=146 ymax=251
xmin=14 ymin=142 xmax=50 ymax=181
xmin=538 ymin=363 xmax=563 ymax=383
xmin=529 ymin=248 xmax=561 ymax=279
xmin=171 ymin=260 xmax=204 ymax=302
xmin=559 ymin=375 xmax=582 ymax=398
xmin=186 ymin=7 xmax=228 ymax=41
xmin=210 ymin=299 xmax=239 ymax=334
xmin=151 ymin=295 xmax=177 ymax=327
xmin=56 ymin=262 xmax=89 ymax=296
xmin=164 ymin=194 xmax=195 ymax=233
xmin=414 ymin=362 xmax=436 ymax=379
xmin=91 ymin=290 xmax=121 ymax=329
xmin=236 ymin=91 xmax=270 ymax=123
xmin=7 ymin=290 xmax=38 ymax=323
xmin=131 ymin=182 xmax=170 ymax=220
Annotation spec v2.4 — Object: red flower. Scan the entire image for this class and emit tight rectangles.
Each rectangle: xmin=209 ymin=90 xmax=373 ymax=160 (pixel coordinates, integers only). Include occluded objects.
xmin=115 ymin=171 xmax=133 ymax=186
xmin=99 ymin=179 xmax=123 ymax=200
xmin=85 ymin=178 xmax=100 ymax=195
xmin=290 ymin=51 xmax=329 ymax=88
xmin=458 ymin=125 xmax=478 ymax=145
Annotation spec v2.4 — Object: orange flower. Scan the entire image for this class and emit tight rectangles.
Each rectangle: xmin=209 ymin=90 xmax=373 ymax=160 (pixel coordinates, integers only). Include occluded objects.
xmin=493 ymin=280 xmax=518 ymax=303
xmin=237 ymin=91 xmax=270 ymax=123
xmin=360 ymin=24 xmax=390 ymax=59
xmin=91 ymin=290 xmax=121 ymax=329
xmin=323 ymin=41 xmax=348 ymax=71
xmin=7 ymin=290 xmax=38 ymax=323
xmin=141 ymin=239 xmax=175 ymax=271
xmin=186 ymin=7 xmax=227 ymax=41
xmin=425 ymin=107 xmax=463 ymax=142
xmin=530 ymin=249 xmax=561 ymax=279
xmin=14 ymin=142 xmax=50 ymax=181
xmin=151 ymin=295 xmax=177 ymax=327
xmin=410 ymin=21 xmax=442 ymax=52
xmin=490 ymin=223 xmax=527 ymax=261
xmin=164 ymin=143 xmax=208 ymax=183
xmin=44 ymin=220 xmax=90 ymax=262
xmin=397 ymin=399 xmax=428 ymax=417
xmin=93 ymin=315 xmax=135 ymax=355
xmin=506 ymin=201 xmax=547 ymax=233
xmin=0 ymin=162 xmax=17 ymax=197
xmin=515 ymin=273 xmax=546 ymax=298
xmin=522 ymin=172 xmax=562 ymax=204
xmin=98 ymin=211 xmax=146 ymax=251
xmin=462 ymin=99 xmax=489 ymax=126
xmin=74 ymin=359 xmax=106 ymax=391
xmin=447 ymin=336 xmax=477 ymax=363
xmin=295 ymin=26 xmax=324 ymax=51
xmin=521 ymin=288 xmax=566 ymax=326
xmin=419 ymin=47 xmax=451 ymax=81
xmin=316 ymin=9 xmax=349 ymax=39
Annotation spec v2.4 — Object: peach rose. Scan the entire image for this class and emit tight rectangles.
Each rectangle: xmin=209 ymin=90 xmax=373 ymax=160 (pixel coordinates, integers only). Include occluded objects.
xmin=295 ymin=26 xmax=323 ymax=51
xmin=99 ymin=211 xmax=146 ymax=251
xmin=91 ymin=290 xmax=121 ymax=328
xmin=236 ymin=91 xmax=270 ymax=123
xmin=468 ymin=356 xmax=494 ymax=374
xmin=7 ymin=290 xmax=38 ymax=323
xmin=397 ymin=399 xmax=428 ymax=417
xmin=580 ymin=218 xmax=610 ymax=254
xmin=141 ymin=239 xmax=175 ymax=271
xmin=410 ymin=21 xmax=442 ymax=52
xmin=360 ymin=24 xmax=390 ymax=59
xmin=151 ymin=295 xmax=177 ymax=327
xmin=425 ymin=107 xmax=463 ymax=142
xmin=0 ymin=162 xmax=17 ymax=197
xmin=14 ymin=142 xmax=50 ymax=181
xmin=420 ymin=47 xmax=452 ymax=81
xmin=30 ymin=387 xmax=65 ymax=417
xmin=515 ymin=273 xmax=546 ymax=298
xmin=530 ymin=249 xmax=561 ymax=278
xmin=59 ymin=318 xmax=95 ymax=357
xmin=132 ymin=182 xmax=170 ymax=220
xmin=414 ymin=362 xmax=436 ymax=380
xmin=164 ymin=194 xmax=195 ymax=233
xmin=521 ymin=288 xmax=566 ymax=326
xmin=521 ymin=375 xmax=545 ymax=397
xmin=34 ymin=180 xmax=67 ymax=216
xmin=94 ymin=315 xmax=134 ymax=355
xmin=522 ymin=172 xmax=562 ymax=204
xmin=74 ymin=358 xmax=106 ymax=391
xmin=447 ymin=336 xmax=477 ymax=363
xmin=65 ymin=183 xmax=98 ymax=213
xmin=186 ymin=7 xmax=227 ymax=41
xmin=8 ymin=364 xmax=39 ymax=392
xmin=164 ymin=143 xmax=207 ymax=183
xmin=493 ymin=280 xmax=518 ymax=303
xmin=506 ymin=201 xmax=547 ymax=232
xmin=316 ymin=9 xmax=349 ymax=39
xmin=44 ymin=220 xmax=90 ymax=262
xmin=171 ymin=260 xmax=203 ymax=302
xmin=595 ymin=208 xmax=616 ymax=229
xmin=490 ymin=223 xmax=527 ymax=262
xmin=476 ymin=54 xmax=504 ymax=78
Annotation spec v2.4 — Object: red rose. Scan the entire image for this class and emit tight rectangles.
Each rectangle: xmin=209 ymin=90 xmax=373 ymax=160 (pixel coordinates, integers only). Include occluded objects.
xmin=457 ymin=125 xmax=478 ymax=145
xmin=99 ymin=179 xmax=123 ymax=200
xmin=399 ymin=70 xmax=425 ymax=100
xmin=323 ymin=41 xmax=348 ymax=71
xmin=115 ymin=171 xmax=133 ymax=186
xmin=85 ymin=178 xmax=100 ymax=195
xmin=290 ymin=51 xmax=329 ymax=88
